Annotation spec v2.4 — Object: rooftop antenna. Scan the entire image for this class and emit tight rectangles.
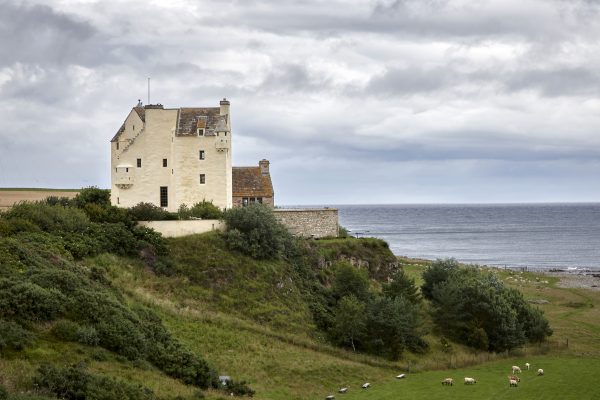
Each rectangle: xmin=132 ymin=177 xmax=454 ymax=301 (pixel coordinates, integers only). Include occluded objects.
xmin=147 ymin=77 xmax=150 ymax=104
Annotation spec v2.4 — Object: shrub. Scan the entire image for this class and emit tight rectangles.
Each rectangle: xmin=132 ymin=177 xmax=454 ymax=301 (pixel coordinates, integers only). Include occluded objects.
xmin=0 ymin=281 xmax=66 ymax=322
xmin=224 ymin=380 xmax=255 ymax=397
xmin=383 ymin=269 xmax=421 ymax=304
xmin=0 ymin=319 xmax=33 ymax=352
xmin=129 ymin=203 xmax=174 ymax=221
xmin=222 ymin=204 xmax=293 ymax=259
xmin=189 ymin=201 xmax=223 ymax=219
xmin=77 ymin=325 xmax=100 ymax=346
xmin=51 ymin=320 xmax=80 ymax=342
xmin=73 ymin=187 xmax=111 ymax=208
xmin=0 ymin=384 xmax=6 ymax=400
xmin=331 ymin=262 xmax=370 ymax=302
xmin=33 ymin=362 xmax=156 ymax=400
xmin=3 ymin=203 xmax=90 ymax=234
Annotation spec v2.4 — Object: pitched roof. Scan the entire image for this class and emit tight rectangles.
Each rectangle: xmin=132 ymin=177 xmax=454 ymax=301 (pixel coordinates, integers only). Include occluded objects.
xmin=110 ymin=106 xmax=145 ymax=142
xmin=232 ymin=167 xmax=274 ymax=197
xmin=176 ymin=108 xmax=229 ymax=136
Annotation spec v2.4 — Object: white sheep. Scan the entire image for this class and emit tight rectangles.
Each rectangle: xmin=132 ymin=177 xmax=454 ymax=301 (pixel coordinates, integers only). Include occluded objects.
xmin=362 ymin=383 xmax=370 ymax=389
xmin=509 ymin=378 xmax=518 ymax=387
xmin=338 ymin=388 xmax=347 ymax=393
xmin=442 ymin=378 xmax=454 ymax=386
xmin=537 ymin=368 xmax=544 ymax=376
xmin=326 ymin=395 xmax=335 ymax=400
xmin=512 ymin=365 xmax=522 ymax=374
xmin=525 ymin=362 xmax=530 ymax=370
xmin=464 ymin=377 xmax=476 ymax=385
xmin=396 ymin=373 xmax=406 ymax=379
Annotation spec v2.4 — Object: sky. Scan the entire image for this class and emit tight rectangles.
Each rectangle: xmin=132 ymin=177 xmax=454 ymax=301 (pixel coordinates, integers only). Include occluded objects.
xmin=0 ymin=0 xmax=599 ymax=205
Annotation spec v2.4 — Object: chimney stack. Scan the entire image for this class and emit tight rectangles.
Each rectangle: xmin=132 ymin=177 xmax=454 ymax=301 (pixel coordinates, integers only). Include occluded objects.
xmin=219 ymin=98 xmax=230 ymax=128
xmin=259 ymin=159 xmax=270 ymax=175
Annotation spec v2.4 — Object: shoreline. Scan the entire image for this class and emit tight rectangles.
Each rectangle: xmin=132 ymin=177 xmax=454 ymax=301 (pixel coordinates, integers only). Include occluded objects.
xmin=396 ymin=255 xmax=600 ymax=292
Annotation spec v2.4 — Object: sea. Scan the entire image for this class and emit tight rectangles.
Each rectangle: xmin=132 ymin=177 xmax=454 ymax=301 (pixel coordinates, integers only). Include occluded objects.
xmin=328 ymin=203 xmax=600 ymax=271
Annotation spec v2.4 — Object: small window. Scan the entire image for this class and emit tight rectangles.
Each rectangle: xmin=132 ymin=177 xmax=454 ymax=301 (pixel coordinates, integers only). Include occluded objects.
xmin=116 ymin=142 xmax=119 ymax=150
xmin=257 ymin=197 xmax=263 ymax=204
xmin=126 ymin=167 xmax=129 ymax=172
xmin=137 ymin=158 xmax=141 ymax=168
xmin=197 ymin=128 xmax=204 ymax=136
xmin=117 ymin=197 xmax=120 ymax=204
xmin=160 ymin=187 xmax=168 ymax=207
xmin=242 ymin=197 xmax=249 ymax=207
xmin=163 ymin=159 xmax=167 ymax=167
xmin=199 ymin=150 xmax=205 ymax=160
xmin=133 ymin=125 xmax=135 ymax=131
xmin=199 ymin=174 xmax=206 ymax=184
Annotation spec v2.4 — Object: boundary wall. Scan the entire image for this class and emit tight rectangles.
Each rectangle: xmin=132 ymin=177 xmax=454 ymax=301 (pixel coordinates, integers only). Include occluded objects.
xmin=273 ymin=208 xmax=338 ymax=238
xmin=138 ymin=220 xmax=224 ymax=237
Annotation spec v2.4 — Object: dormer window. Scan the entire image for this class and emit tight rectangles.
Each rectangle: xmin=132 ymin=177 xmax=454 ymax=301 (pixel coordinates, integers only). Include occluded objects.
xmin=197 ymin=128 xmax=205 ymax=136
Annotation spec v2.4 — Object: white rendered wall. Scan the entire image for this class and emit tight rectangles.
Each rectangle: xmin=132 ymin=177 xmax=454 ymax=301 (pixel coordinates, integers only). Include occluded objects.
xmin=138 ymin=220 xmax=225 ymax=237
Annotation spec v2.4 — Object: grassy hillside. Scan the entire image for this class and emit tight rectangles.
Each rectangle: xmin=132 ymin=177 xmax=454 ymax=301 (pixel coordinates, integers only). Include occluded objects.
xmin=1 ymin=203 xmax=599 ymax=400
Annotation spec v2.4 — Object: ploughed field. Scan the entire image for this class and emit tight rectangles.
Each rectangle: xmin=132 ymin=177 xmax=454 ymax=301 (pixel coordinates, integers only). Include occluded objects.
xmin=0 ymin=188 xmax=79 ymax=210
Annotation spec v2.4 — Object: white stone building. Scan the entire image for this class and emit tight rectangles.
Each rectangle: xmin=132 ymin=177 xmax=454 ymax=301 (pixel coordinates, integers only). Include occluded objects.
xmin=110 ymin=99 xmax=232 ymax=211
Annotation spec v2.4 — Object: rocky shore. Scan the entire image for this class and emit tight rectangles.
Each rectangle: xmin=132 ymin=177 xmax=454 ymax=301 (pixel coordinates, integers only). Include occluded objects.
xmin=543 ymin=270 xmax=600 ymax=291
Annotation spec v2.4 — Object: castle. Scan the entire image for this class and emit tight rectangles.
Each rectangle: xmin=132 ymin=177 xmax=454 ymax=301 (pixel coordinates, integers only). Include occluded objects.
xmin=110 ymin=99 xmax=273 ymax=211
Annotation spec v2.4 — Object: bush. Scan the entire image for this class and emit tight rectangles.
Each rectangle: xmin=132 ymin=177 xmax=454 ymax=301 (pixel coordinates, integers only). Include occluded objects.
xmin=331 ymin=262 xmax=371 ymax=302
xmin=51 ymin=320 xmax=80 ymax=342
xmin=0 ymin=319 xmax=33 ymax=352
xmin=33 ymin=362 xmax=156 ymax=400
xmin=0 ymin=281 xmax=66 ymax=322
xmin=73 ymin=187 xmax=111 ymax=208
xmin=0 ymin=384 xmax=6 ymax=400
xmin=129 ymin=203 xmax=175 ymax=221
xmin=189 ymin=201 xmax=223 ymax=219
xmin=223 ymin=204 xmax=293 ymax=259
xmin=77 ymin=325 xmax=100 ymax=346
xmin=224 ymin=380 xmax=255 ymax=397
xmin=3 ymin=203 xmax=90 ymax=234
xmin=383 ymin=269 xmax=421 ymax=304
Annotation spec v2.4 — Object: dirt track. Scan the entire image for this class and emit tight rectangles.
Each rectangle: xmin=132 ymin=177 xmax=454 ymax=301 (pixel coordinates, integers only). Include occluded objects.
xmin=0 ymin=190 xmax=79 ymax=210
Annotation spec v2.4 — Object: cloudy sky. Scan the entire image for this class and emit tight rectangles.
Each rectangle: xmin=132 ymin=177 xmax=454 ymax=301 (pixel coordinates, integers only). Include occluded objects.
xmin=0 ymin=0 xmax=599 ymax=204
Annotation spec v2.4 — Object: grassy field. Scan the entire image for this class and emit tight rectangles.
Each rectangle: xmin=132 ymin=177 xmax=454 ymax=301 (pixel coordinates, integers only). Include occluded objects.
xmin=0 ymin=188 xmax=79 ymax=210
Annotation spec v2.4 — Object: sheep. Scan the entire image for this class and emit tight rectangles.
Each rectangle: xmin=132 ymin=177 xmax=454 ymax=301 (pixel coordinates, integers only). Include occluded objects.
xmin=525 ymin=362 xmax=530 ymax=370
xmin=509 ymin=379 xmax=518 ymax=387
xmin=509 ymin=375 xmax=520 ymax=382
xmin=362 ymin=383 xmax=370 ymax=389
xmin=512 ymin=365 xmax=522 ymax=374
xmin=338 ymin=388 xmax=348 ymax=394
xmin=326 ymin=396 xmax=335 ymax=400
xmin=396 ymin=373 xmax=406 ymax=379
xmin=537 ymin=368 xmax=544 ymax=376
xmin=442 ymin=378 xmax=454 ymax=386
xmin=464 ymin=377 xmax=476 ymax=385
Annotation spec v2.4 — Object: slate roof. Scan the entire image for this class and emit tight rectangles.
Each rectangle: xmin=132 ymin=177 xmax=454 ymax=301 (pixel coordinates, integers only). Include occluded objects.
xmin=232 ymin=167 xmax=274 ymax=197
xmin=176 ymin=108 xmax=229 ymax=137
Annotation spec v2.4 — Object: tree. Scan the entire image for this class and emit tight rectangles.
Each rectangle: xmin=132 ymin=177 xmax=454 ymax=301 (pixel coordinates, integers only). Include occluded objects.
xmin=330 ymin=295 xmax=366 ymax=352
xmin=222 ymin=204 xmax=293 ymax=259
xmin=383 ymin=269 xmax=421 ymax=304
xmin=331 ymin=262 xmax=371 ymax=302
xmin=421 ymin=258 xmax=459 ymax=300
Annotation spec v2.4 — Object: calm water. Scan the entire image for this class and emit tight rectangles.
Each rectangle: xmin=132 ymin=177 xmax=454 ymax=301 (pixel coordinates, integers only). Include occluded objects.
xmin=331 ymin=203 xmax=600 ymax=271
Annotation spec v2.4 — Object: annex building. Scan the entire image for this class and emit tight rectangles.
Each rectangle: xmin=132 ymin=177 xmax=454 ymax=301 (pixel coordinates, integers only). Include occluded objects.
xmin=110 ymin=99 xmax=274 ymax=211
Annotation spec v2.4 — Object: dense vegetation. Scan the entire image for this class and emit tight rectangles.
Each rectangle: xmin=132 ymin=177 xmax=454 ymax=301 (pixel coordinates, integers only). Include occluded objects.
xmin=422 ymin=259 xmax=553 ymax=351
xmin=0 ymin=190 xmax=556 ymax=399
xmin=0 ymin=188 xmax=248 ymax=399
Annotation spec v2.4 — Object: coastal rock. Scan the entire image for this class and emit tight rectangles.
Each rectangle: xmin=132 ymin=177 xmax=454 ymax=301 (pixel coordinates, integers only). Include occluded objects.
xmin=528 ymin=299 xmax=550 ymax=304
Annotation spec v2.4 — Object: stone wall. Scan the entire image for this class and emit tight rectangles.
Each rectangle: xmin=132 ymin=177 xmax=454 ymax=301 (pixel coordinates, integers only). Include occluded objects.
xmin=273 ymin=208 xmax=338 ymax=238
xmin=138 ymin=220 xmax=224 ymax=238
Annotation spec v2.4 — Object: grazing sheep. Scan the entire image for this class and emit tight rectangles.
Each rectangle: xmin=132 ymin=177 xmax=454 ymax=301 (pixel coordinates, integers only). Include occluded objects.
xmin=326 ymin=396 xmax=335 ymax=400
xmin=362 ymin=383 xmax=370 ymax=389
xmin=537 ymin=368 xmax=544 ymax=376
xmin=509 ymin=375 xmax=520 ymax=382
xmin=338 ymin=388 xmax=347 ymax=394
xmin=509 ymin=379 xmax=518 ymax=387
xmin=396 ymin=374 xmax=406 ymax=379
xmin=442 ymin=378 xmax=454 ymax=386
xmin=464 ymin=377 xmax=476 ymax=385
xmin=512 ymin=365 xmax=522 ymax=374
xmin=525 ymin=362 xmax=530 ymax=370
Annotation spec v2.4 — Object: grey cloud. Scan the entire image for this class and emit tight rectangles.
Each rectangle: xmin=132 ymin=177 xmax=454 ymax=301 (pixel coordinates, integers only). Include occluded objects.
xmin=505 ymin=67 xmax=600 ymax=97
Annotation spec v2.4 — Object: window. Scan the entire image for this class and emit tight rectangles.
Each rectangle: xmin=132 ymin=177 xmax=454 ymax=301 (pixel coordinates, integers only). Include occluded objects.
xmin=117 ymin=197 xmax=119 ymax=204
xmin=163 ymin=158 xmax=167 ymax=167
xmin=197 ymin=128 xmax=204 ymax=136
xmin=125 ymin=167 xmax=129 ymax=172
xmin=160 ymin=187 xmax=168 ymax=207
xmin=137 ymin=158 xmax=141 ymax=168
xmin=133 ymin=125 xmax=135 ymax=131
xmin=199 ymin=150 xmax=205 ymax=160
xmin=199 ymin=174 xmax=205 ymax=184
xmin=257 ymin=197 xmax=263 ymax=204
xmin=242 ymin=197 xmax=249 ymax=207
xmin=116 ymin=142 xmax=119 ymax=150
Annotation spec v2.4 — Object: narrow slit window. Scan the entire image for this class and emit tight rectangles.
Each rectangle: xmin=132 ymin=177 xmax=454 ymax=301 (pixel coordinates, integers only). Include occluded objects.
xmin=199 ymin=150 xmax=205 ymax=160
xmin=199 ymin=174 xmax=206 ymax=184
xmin=137 ymin=158 xmax=141 ymax=168
xmin=163 ymin=158 xmax=168 ymax=167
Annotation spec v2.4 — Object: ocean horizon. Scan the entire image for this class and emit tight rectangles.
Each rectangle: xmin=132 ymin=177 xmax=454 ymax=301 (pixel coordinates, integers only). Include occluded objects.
xmin=285 ymin=202 xmax=600 ymax=271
